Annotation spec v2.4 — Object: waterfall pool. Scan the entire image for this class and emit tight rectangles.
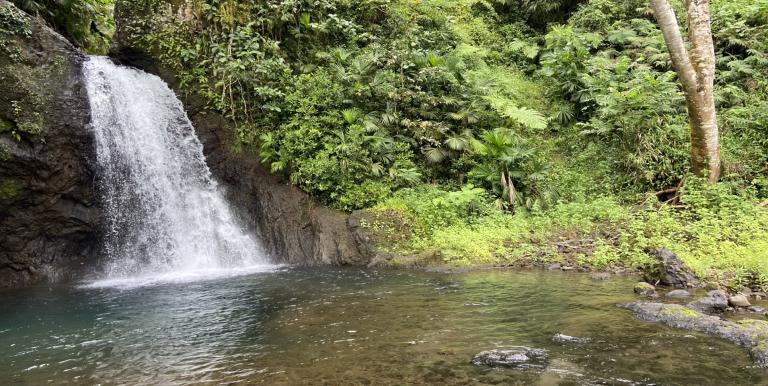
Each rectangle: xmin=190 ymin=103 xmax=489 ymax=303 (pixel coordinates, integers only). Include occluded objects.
xmin=1 ymin=268 xmax=766 ymax=385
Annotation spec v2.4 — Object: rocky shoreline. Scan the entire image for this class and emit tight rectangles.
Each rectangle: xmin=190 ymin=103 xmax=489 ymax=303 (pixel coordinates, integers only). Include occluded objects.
xmin=624 ymin=301 xmax=768 ymax=367
xmin=622 ymin=250 xmax=768 ymax=368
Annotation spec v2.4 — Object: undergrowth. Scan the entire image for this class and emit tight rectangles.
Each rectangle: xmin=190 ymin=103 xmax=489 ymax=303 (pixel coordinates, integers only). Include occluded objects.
xmin=366 ymin=177 xmax=768 ymax=290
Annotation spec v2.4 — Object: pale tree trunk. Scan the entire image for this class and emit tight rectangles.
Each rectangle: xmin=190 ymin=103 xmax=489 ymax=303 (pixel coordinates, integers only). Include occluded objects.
xmin=500 ymin=169 xmax=517 ymax=211
xmin=651 ymin=0 xmax=721 ymax=183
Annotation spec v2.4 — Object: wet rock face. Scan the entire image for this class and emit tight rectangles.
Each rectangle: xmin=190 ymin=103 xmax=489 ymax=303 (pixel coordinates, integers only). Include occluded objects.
xmin=471 ymin=348 xmax=549 ymax=369
xmin=178 ymin=107 xmax=365 ymax=266
xmin=624 ymin=301 xmax=768 ymax=367
xmin=0 ymin=1 xmax=100 ymax=287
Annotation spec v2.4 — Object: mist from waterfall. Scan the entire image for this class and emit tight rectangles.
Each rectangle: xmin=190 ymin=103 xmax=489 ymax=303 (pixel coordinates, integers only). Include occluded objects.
xmin=83 ymin=56 xmax=272 ymax=287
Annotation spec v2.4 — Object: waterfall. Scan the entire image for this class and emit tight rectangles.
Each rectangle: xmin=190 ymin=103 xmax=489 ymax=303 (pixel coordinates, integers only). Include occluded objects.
xmin=83 ymin=56 xmax=271 ymax=286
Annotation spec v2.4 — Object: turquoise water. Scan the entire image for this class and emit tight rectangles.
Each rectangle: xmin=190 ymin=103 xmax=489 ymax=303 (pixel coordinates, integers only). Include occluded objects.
xmin=1 ymin=268 xmax=766 ymax=385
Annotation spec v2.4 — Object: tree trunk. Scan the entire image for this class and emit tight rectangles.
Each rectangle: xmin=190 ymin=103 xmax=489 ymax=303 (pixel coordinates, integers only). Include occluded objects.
xmin=507 ymin=173 xmax=517 ymax=207
xmin=500 ymin=169 xmax=517 ymax=211
xmin=651 ymin=0 xmax=721 ymax=183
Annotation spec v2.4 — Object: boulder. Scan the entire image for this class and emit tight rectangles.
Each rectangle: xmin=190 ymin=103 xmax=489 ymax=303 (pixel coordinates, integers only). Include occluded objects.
xmin=748 ymin=306 xmax=766 ymax=314
xmin=688 ymin=290 xmax=729 ymax=313
xmin=591 ymin=273 xmax=611 ymax=281
xmin=729 ymin=294 xmax=752 ymax=308
xmin=644 ymin=248 xmax=700 ymax=288
xmin=471 ymin=347 xmax=548 ymax=369
xmin=634 ymin=282 xmax=656 ymax=296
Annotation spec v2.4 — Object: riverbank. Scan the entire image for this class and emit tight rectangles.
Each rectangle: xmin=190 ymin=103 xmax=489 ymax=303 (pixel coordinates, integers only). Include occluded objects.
xmin=355 ymin=181 xmax=768 ymax=292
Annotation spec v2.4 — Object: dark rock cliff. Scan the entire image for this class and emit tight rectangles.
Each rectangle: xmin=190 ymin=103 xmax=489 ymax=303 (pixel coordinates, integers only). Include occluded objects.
xmin=188 ymin=109 xmax=367 ymax=266
xmin=0 ymin=1 xmax=100 ymax=288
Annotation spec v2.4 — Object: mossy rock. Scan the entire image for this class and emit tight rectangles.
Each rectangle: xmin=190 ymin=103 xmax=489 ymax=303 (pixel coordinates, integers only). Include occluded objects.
xmin=0 ymin=116 xmax=14 ymax=132
xmin=634 ymin=281 xmax=656 ymax=295
xmin=625 ymin=302 xmax=768 ymax=367
xmin=0 ymin=178 xmax=19 ymax=204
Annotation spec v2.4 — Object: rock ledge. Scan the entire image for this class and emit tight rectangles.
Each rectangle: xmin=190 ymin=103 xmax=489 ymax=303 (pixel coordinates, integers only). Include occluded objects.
xmin=624 ymin=301 xmax=768 ymax=367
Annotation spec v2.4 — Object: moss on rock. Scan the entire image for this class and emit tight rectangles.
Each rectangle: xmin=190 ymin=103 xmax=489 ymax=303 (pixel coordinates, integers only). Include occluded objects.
xmin=0 ymin=178 xmax=18 ymax=203
xmin=625 ymin=301 xmax=768 ymax=367
xmin=634 ymin=282 xmax=656 ymax=295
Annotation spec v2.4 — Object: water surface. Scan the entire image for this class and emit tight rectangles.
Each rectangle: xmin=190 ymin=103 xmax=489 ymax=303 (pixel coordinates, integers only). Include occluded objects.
xmin=1 ymin=268 xmax=766 ymax=385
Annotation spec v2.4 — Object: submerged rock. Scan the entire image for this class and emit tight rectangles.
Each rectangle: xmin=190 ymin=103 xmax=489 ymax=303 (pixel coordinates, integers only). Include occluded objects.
xmin=688 ymin=290 xmax=729 ymax=313
xmin=591 ymin=273 xmax=611 ymax=281
xmin=552 ymin=334 xmax=592 ymax=344
xmin=749 ymin=306 xmax=766 ymax=314
xmin=634 ymin=282 xmax=656 ymax=296
xmin=729 ymin=294 xmax=752 ymax=308
xmin=624 ymin=302 xmax=768 ymax=367
xmin=471 ymin=347 xmax=549 ymax=369
xmin=666 ymin=289 xmax=691 ymax=299
xmin=547 ymin=263 xmax=562 ymax=271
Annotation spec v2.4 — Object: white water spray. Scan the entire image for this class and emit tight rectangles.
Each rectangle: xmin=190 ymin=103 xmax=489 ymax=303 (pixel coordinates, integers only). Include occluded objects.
xmin=83 ymin=56 xmax=272 ymax=287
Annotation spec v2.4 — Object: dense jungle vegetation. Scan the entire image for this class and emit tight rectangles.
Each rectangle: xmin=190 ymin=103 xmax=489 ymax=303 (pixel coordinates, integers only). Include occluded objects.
xmin=6 ymin=0 xmax=768 ymax=288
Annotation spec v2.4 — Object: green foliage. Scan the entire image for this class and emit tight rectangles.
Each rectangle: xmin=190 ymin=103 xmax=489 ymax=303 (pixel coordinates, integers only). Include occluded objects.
xmin=539 ymin=20 xmax=690 ymax=190
xmin=712 ymin=0 xmax=768 ymax=181
xmin=0 ymin=2 xmax=31 ymax=60
xmin=11 ymin=0 xmax=114 ymax=53
xmin=368 ymin=181 xmax=768 ymax=290
xmin=534 ymin=0 xmax=768 ymax=194
xmin=368 ymin=184 xmax=496 ymax=241
xmin=127 ymin=0 xmax=555 ymax=210
xmin=119 ymin=0 xmax=768 ymax=285
xmin=0 ymin=52 xmax=67 ymax=141
xmin=469 ymin=127 xmax=556 ymax=210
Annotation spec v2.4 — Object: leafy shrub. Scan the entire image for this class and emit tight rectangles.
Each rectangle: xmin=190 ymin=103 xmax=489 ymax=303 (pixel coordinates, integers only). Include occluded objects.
xmin=11 ymin=0 xmax=114 ymax=53
xmin=0 ymin=2 xmax=31 ymax=60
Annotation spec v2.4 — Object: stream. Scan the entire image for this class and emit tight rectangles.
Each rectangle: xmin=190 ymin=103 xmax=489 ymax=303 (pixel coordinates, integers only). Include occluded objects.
xmin=2 ymin=269 xmax=766 ymax=385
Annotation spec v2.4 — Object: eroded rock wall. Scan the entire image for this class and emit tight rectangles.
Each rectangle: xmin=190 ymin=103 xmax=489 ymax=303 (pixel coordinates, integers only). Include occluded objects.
xmin=190 ymin=110 xmax=366 ymax=265
xmin=0 ymin=1 xmax=100 ymax=288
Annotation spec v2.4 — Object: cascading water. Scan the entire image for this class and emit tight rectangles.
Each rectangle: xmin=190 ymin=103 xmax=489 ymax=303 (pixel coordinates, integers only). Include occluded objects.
xmin=83 ymin=56 xmax=272 ymax=287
